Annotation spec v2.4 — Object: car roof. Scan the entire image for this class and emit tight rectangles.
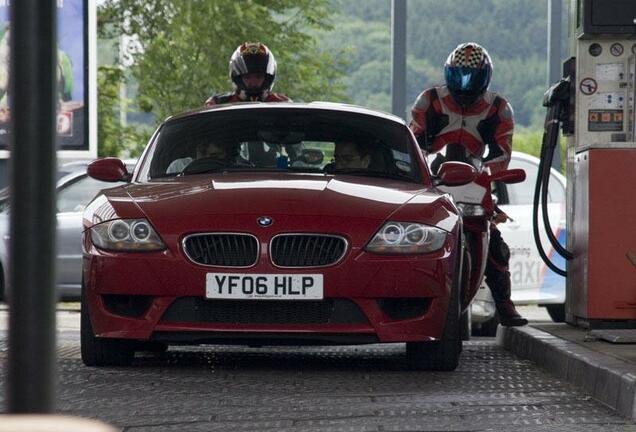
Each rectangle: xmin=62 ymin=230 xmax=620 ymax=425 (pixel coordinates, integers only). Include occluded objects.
xmin=164 ymin=101 xmax=408 ymax=127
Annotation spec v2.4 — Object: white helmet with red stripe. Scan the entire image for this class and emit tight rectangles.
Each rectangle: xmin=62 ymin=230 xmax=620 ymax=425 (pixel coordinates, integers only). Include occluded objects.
xmin=229 ymin=42 xmax=277 ymax=101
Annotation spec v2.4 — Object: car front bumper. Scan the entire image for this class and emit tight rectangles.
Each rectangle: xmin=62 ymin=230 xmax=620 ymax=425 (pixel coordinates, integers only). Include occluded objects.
xmin=83 ymin=235 xmax=458 ymax=345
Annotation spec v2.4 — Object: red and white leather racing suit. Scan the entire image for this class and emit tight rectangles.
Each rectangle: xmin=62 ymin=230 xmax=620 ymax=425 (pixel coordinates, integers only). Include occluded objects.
xmin=410 ymin=85 xmax=514 ymax=175
xmin=410 ymin=85 xmax=526 ymax=326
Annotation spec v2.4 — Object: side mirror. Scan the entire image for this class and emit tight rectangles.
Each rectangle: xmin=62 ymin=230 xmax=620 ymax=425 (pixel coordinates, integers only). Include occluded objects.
xmin=491 ymin=168 xmax=525 ymax=184
xmin=87 ymin=158 xmax=130 ymax=182
xmin=436 ymin=162 xmax=477 ymax=186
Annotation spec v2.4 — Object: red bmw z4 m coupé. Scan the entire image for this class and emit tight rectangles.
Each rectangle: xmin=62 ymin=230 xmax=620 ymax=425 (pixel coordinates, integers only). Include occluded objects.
xmin=81 ymin=102 xmax=475 ymax=370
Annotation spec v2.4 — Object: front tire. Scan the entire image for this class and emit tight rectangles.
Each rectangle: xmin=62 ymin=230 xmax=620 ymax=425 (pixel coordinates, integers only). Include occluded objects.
xmin=406 ymin=245 xmax=462 ymax=371
xmin=460 ymin=308 xmax=471 ymax=341
xmin=81 ymin=286 xmax=135 ymax=367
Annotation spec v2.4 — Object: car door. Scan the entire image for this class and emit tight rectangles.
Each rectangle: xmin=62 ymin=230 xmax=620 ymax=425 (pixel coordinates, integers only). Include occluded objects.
xmin=497 ymin=155 xmax=566 ymax=305
xmin=56 ymin=174 xmax=126 ymax=293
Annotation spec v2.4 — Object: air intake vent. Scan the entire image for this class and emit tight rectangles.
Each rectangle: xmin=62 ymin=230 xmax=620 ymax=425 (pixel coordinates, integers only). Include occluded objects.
xmin=183 ymin=233 xmax=258 ymax=267
xmin=270 ymin=234 xmax=347 ymax=267
xmin=161 ymin=297 xmax=369 ymax=325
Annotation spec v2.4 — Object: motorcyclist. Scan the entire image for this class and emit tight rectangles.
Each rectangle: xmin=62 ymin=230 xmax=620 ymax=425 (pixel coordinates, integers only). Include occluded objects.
xmin=204 ymin=42 xmax=290 ymax=106
xmin=410 ymin=42 xmax=528 ymax=327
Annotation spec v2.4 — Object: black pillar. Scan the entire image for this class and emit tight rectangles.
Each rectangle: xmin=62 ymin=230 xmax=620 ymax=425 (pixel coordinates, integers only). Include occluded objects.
xmin=391 ymin=0 xmax=407 ymax=119
xmin=548 ymin=0 xmax=563 ymax=170
xmin=7 ymin=0 xmax=57 ymax=413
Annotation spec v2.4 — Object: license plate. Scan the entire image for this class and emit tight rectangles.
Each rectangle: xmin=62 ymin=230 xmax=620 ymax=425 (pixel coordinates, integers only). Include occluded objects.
xmin=206 ymin=273 xmax=324 ymax=300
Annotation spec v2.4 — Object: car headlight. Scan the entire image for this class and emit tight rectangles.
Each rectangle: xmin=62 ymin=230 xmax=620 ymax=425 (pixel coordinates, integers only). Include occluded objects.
xmin=90 ymin=218 xmax=166 ymax=252
xmin=457 ymin=203 xmax=486 ymax=216
xmin=365 ymin=222 xmax=447 ymax=254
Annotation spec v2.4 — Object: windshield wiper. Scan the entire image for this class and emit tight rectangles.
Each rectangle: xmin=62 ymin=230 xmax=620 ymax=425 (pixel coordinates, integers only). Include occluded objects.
xmin=333 ymin=169 xmax=413 ymax=182
xmin=179 ymin=166 xmax=291 ymax=176
xmin=222 ymin=167 xmax=290 ymax=172
xmin=178 ymin=167 xmax=227 ymax=176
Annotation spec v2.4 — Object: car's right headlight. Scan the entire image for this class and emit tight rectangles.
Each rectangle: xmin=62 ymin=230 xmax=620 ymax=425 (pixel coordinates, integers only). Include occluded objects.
xmin=90 ymin=218 xmax=166 ymax=252
xmin=365 ymin=221 xmax=447 ymax=254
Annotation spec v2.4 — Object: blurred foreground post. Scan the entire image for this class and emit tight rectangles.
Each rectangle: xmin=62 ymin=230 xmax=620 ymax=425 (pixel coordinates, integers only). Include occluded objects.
xmin=7 ymin=0 xmax=57 ymax=413
xmin=548 ymin=0 xmax=562 ymax=170
xmin=391 ymin=0 xmax=407 ymax=119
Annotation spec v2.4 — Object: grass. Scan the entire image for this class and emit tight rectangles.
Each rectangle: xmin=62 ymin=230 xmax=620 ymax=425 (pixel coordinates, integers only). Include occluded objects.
xmin=513 ymin=128 xmax=566 ymax=173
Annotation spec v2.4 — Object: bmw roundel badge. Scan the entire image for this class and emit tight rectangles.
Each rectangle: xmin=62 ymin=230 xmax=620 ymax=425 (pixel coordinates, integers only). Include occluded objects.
xmin=257 ymin=216 xmax=273 ymax=227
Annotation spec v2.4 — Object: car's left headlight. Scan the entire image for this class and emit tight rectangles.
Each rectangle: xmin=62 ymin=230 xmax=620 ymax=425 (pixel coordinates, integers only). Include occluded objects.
xmin=90 ymin=218 xmax=166 ymax=252
xmin=365 ymin=221 xmax=447 ymax=254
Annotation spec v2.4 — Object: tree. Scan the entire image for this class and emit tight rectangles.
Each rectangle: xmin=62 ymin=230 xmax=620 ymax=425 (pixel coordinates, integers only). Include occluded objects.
xmin=98 ymin=0 xmax=348 ymax=124
xmin=97 ymin=65 xmax=150 ymax=157
xmin=319 ymin=0 xmax=561 ymax=128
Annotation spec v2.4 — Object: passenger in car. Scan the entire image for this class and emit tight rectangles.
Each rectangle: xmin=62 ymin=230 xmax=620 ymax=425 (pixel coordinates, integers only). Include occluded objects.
xmin=333 ymin=141 xmax=372 ymax=170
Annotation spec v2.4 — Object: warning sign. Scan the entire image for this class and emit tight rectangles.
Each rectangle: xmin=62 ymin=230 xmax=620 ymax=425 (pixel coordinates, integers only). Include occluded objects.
xmin=588 ymin=109 xmax=623 ymax=132
xmin=580 ymin=78 xmax=598 ymax=95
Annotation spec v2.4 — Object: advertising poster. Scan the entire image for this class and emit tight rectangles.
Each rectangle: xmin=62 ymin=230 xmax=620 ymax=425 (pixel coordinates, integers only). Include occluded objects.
xmin=0 ymin=0 xmax=88 ymax=151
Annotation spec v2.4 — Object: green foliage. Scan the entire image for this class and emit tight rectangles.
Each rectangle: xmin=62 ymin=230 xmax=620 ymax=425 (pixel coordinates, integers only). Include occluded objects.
xmin=98 ymin=0 xmax=349 ymax=124
xmin=97 ymin=66 xmax=151 ymax=158
xmin=513 ymin=128 xmax=543 ymax=158
xmin=513 ymin=128 xmax=566 ymax=173
xmin=319 ymin=0 xmax=563 ymax=128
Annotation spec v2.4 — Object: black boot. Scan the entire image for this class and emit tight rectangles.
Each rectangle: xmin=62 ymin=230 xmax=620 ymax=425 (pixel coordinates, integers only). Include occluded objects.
xmin=486 ymin=228 xmax=528 ymax=327
xmin=487 ymin=270 xmax=528 ymax=327
xmin=495 ymin=299 xmax=528 ymax=327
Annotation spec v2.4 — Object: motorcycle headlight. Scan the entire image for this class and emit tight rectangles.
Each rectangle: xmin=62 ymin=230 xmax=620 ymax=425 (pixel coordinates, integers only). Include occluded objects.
xmin=457 ymin=203 xmax=486 ymax=216
xmin=90 ymin=218 xmax=166 ymax=252
xmin=365 ymin=222 xmax=447 ymax=254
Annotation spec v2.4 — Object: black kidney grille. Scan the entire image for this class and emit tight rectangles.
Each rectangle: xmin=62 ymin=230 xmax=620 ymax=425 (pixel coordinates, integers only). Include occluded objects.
xmin=271 ymin=235 xmax=346 ymax=267
xmin=184 ymin=234 xmax=258 ymax=267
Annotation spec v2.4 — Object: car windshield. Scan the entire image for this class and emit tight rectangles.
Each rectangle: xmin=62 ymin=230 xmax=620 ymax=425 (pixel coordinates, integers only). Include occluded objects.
xmin=144 ymin=108 xmax=421 ymax=183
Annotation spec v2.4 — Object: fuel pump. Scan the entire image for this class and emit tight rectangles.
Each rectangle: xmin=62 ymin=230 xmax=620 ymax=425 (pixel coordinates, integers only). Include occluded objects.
xmin=536 ymin=0 xmax=636 ymax=330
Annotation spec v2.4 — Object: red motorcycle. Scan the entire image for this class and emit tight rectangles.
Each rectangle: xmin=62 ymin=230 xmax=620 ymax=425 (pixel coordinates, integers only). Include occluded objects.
xmin=431 ymin=144 xmax=525 ymax=334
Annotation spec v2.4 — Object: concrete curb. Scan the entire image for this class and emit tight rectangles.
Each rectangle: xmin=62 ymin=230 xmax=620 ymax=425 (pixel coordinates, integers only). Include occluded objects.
xmin=497 ymin=325 xmax=636 ymax=422
xmin=0 ymin=415 xmax=117 ymax=431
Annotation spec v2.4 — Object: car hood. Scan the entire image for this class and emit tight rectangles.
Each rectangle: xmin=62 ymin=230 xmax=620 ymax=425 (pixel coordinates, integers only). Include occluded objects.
xmin=89 ymin=173 xmax=457 ymax=242
xmin=129 ymin=173 xmax=425 ymax=217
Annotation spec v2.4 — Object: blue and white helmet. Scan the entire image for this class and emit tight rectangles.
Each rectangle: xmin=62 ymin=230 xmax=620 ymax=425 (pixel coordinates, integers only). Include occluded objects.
xmin=444 ymin=42 xmax=493 ymax=105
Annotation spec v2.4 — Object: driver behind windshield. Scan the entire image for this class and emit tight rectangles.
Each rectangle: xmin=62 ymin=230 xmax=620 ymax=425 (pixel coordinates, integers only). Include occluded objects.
xmin=166 ymin=140 xmax=246 ymax=174
xmin=167 ymin=140 xmax=223 ymax=174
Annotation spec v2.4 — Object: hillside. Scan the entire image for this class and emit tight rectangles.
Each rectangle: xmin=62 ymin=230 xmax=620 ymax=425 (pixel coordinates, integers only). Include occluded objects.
xmin=317 ymin=0 xmax=568 ymax=128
